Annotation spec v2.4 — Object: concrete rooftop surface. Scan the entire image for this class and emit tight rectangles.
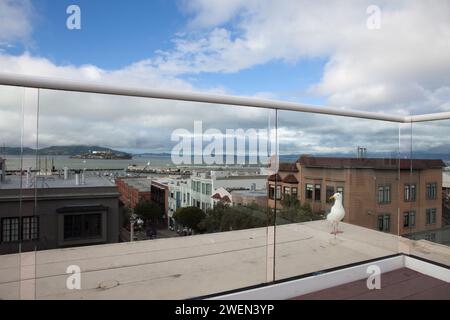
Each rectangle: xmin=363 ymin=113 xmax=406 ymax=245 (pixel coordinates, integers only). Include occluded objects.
xmin=0 ymin=220 xmax=448 ymax=300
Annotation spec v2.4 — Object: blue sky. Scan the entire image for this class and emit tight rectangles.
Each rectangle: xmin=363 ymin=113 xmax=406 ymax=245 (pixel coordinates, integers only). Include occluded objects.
xmin=3 ymin=0 xmax=327 ymax=104
xmin=28 ymin=0 xmax=183 ymax=68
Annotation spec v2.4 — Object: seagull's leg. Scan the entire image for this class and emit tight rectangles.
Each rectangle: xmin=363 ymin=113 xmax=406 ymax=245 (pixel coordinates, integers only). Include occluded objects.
xmin=336 ymin=222 xmax=344 ymax=234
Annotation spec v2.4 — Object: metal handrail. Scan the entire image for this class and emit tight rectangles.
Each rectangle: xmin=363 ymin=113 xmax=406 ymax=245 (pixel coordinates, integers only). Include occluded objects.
xmin=0 ymin=73 xmax=448 ymax=123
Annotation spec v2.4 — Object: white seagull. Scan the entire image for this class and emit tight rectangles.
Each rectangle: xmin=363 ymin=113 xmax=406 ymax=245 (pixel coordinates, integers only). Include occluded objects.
xmin=327 ymin=192 xmax=345 ymax=236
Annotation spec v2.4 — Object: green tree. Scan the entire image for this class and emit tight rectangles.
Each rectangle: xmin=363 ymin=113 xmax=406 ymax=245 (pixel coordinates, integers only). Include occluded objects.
xmin=173 ymin=206 xmax=206 ymax=232
xmin=278 ymin=194 xmax=321 ymax=223
xmin=134 ymin=200 xmax=163 ymax=225
xmin=199 ymin=201 xmax=228 ymax=233
xmin=219 ymin=205 xmax=267 ymax=231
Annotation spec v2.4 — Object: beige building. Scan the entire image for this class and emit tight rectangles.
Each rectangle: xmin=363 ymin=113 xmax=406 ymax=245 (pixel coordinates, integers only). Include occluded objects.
xmin=268 ymin=155 xmax=445 ymax=236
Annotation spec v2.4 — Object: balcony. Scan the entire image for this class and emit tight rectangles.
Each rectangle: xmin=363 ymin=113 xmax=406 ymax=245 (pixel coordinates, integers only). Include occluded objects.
xmin=0 ymin=73 xmax=449 ymax=300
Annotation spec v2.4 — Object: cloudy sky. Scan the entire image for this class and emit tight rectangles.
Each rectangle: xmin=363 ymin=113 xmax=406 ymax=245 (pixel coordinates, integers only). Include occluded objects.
xmin=0 ymin=0 xmax=449 ymax=157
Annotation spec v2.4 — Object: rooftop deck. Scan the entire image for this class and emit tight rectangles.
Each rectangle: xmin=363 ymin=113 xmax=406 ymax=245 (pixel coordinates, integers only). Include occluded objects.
xmin=2 ymin=220 xmax=448 ymax=300
xmin=293 ymin=268 xmax=450 ymax=300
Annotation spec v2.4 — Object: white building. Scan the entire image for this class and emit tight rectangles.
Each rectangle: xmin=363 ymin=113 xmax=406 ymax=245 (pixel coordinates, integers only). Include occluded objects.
xmin=167 ymin=169 xmax=268 ymax=228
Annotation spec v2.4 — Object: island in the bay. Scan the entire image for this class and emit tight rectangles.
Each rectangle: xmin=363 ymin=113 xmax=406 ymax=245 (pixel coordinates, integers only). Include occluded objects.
xmin=70 ymin=149 xmax=132 ymax=160
xmin=0 ymin=145 xmax=132 ymax=160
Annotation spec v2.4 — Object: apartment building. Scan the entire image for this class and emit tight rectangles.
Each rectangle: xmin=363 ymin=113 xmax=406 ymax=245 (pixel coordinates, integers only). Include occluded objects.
xmin=167 ymin=169 xmax=268 ymax=228
xmin=116 ymin=177 xmax=151 ymax=208
xmin=115 ymin=177 xmax=169 ymax=226
xmin=0 ymin=163 xmax=120 ymax=254
xmin=268 ymin=155 xmax=445 ymax=236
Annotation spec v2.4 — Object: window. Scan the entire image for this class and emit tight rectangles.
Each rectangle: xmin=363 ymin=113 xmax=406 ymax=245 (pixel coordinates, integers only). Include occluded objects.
xmin=176 ymin=192 xmax=181 ymax=208
xmin=201 ymin=183 xmax=206 ymax=195
xmin=314 ymin=184 xmax=321 ymax=201
xmin=22 ymin=216 xmax=39 ymax=241
xmin=378 ymin=185 xmax=391 ymax=204
xmin=426 ymin=183 xmax=437 ymax=200
xmin=336 ymin=186 xmax=344 ymax=202
xmin=403 ymin=211 xmax=415 ymax=227
xmin=283 ymin=186 xmax=290 ymax=196
xmin=2 ymin=216 xmax=40 ymax=242
xmin=377 ymin=214 xmax=390 ymax=232
xmin=426 ymin=208 xmax=437 ymax=225
xmin=326 ymin=186 xmax=334 ymax=203
xmin=1 ymin=217 xmax=19 ymax=242
xmin=292 ymin=187 xmax=298 ymax=197
xmin=64 ymin=214 xmax=102 ymax=240
xmin=305 ymin=184 xmax=313 ymax=200
xmin=206 ymin=184 xmax=212 ymax=195
xmin=404 ymin=184 xmax=416 ymax=202
xmin=276 ymin=185 xmax=281 ymax=200
xmin=269 ymin=185 xmax=275 ymax=200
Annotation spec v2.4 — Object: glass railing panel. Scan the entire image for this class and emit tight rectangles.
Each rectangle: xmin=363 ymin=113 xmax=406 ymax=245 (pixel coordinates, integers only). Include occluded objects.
xmin=32 ymin=88 xmax=277 ymax=299
xmin=0 ymin=85 xmax=39 ymax=299
xmin=273 ymin=111 xmax=402 ymax=281
xmin=405 ymin=119 xmax=450 ymax=267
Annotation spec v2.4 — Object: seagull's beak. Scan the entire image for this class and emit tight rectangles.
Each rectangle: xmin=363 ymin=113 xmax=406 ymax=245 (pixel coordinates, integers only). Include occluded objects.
xmin=329 ymin=195 xmax=336 ymax=201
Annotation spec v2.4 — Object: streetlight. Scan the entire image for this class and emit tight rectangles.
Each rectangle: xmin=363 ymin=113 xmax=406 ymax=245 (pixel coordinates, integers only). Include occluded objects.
xmin=129 ymin=211 xmax=137 ymax=242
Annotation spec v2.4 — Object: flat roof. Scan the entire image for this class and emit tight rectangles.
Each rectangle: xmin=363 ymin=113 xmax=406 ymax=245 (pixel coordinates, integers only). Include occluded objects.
xmin=3 ymin=220 xmax=448 ymax=299
xmin=294 ymin=155 xmax=445 ymax=170
xmin=0 ymin=173 xmax=115 ymax=190
xmin=119 ymin=177 xmax=171 ymax=192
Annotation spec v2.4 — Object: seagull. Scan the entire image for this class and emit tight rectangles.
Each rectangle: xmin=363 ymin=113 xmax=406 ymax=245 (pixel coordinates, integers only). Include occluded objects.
xmin=327 ymin=192 xmax=345 ymax=236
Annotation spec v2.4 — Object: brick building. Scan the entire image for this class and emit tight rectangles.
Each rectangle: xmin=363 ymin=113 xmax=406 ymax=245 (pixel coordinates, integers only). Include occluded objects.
xmin=268 ymin=155 xmax=445 ymax=236
xmin=115 ymin=177 xmax=168 ymax=226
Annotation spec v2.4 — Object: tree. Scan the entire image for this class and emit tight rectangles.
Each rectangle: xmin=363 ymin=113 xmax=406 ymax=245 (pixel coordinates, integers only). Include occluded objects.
xmin=199 ymin=201 xmax=228 ymax=233
xmin=199 ymin=202 xmax=269 ymax=233
xmin=134 ymin=200 xmax=163 ymax=226
xmin=278 ymin=194 xmax=322 ymax=223
xmin=219 ymin=205 xmax=267 ymax=231
xmin=173 ymin=206 xmax=205 ymax=232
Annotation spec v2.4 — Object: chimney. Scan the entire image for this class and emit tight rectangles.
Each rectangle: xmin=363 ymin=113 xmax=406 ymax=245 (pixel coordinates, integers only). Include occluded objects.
xmin=63 ymin=167 xmax=69 ymax=180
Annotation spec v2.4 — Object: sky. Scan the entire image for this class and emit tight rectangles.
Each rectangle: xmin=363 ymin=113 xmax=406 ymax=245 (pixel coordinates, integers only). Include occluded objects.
xmin=0 ymin=0 xmax=450 ymax=157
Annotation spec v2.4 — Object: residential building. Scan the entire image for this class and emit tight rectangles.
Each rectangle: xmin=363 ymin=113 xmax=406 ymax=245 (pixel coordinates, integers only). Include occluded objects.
xmin=267 ymin=155 xmax=445 ymax=236
xmin=116 ymin=177 xmax=151 ymax=209
xmin=190 ymin=169 xmax=267 ymax=210
xmin=0 ymin=165 xmax=120 ymax=254
xmin=115 ymin=177 xmax=169 ymax=226
xmin=211 ymin=187 xmax=232 ymax=206
xmin=167 ymin=169 xmax=268 ymax=228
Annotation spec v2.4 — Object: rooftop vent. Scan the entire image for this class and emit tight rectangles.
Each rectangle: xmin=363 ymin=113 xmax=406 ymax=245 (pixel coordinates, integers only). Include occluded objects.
xmin=357 ymin=146 xmax=367 ymax=159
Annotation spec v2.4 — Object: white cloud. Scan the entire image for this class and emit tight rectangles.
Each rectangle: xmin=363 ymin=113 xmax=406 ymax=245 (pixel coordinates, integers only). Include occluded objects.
xmin=163 ymin=0 xmax=450 ymax=115
xmin=0 ymin=0 xmax=33 ymax=45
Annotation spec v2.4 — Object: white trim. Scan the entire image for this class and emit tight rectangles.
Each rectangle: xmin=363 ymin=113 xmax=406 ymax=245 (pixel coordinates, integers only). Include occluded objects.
xmin=404 ymin=256 xmax=450 ymax=282
xmin=208 ymin=255 xmax=404 ymax=300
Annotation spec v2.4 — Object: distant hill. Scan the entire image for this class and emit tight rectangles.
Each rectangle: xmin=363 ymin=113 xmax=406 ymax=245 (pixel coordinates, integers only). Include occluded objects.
xmin=0 ymin=145 xmax=131 ymax=157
